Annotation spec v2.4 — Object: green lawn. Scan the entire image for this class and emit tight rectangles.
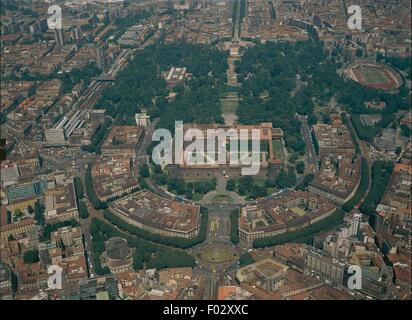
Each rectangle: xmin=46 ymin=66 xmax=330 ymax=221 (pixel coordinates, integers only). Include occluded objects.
xmin=360 ymin=67 xmax=389 ymax=84
xmin=255 ymin=220 xmax=266 ymax=227
xmin=211 ymin=194 xmax=234 ymax=203
xmin=221 ymin=99 xmax=239 ymax=113
xmin=199 ymin=246 xmax=236 ymax=264
xmin=267 ymin=187 xmax=279 ymax=194
xmin=272 ymin=140 xmax=284 ymax=159
xmin=253 ymin=178 xmax=267 ymax=187
xmin=191 ymin=193 xmax=204 ymax=201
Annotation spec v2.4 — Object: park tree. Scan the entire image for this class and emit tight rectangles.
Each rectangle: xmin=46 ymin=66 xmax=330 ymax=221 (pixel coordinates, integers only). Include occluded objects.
xmin=239 ymin=253 xmax=255 ymax=267
xmin=168 ymin=178 xmax=186 ymax=195
xmin=23 ymin=250 xmax=39 ymax=264
xmin=360 ymin=161 xmax=393 ymax=215
xmin=226 ymin=179 xmax=236 ymax=192
xmin=238 ymin=176 xmax=254 ymax=195
xmin=251 ymin=185 xmax=267 ymax=199
xmin=78 ymin=200 xmax=89 ymax=219
xmin=153 ymin=173 xmax=168 ymax=186
xmin=74 ymin=177 xmax=85 ymax=199
xmin=296 ymin=161 xmax=305 ymax=174
xmin=275 ymin=168 xmax=296 ymax=189
xmin=85 ymin=165 xmax=107 ymax=210
xmin=400 ymin=124 xmax=411 ymax=137
xmin=34 ymin=201 xmax=45 ymax=225
xmin=14 ymin=209 xmax=23 ymax=220
xmin=308 ymin=114 xmax=318 ymax=126
xmin=139 ymin=164 xmax=150 ymax=178
xmin=230 ymin=210 xmax=240 ymax=244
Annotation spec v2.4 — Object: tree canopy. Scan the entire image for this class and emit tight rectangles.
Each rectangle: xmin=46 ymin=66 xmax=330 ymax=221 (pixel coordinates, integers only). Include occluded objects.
xmin=95 ymin=42 xmax=228 ymax=128
xmin=90 ymin=218 xmax=196 ymax=275
xmin=23 ymin=250 xmax=39 ymax=264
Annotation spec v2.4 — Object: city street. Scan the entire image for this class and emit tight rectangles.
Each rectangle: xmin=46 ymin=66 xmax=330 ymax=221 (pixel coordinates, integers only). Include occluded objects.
xmin=297 ymin=114 xmax=319 ymax=173
xmin=189 ymin=202 xmax=244 ymax=299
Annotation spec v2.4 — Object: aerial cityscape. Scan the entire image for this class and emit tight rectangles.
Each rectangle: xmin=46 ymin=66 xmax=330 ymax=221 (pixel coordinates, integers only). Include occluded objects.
xmin=0 ymin=0 xmax=411 ymax=303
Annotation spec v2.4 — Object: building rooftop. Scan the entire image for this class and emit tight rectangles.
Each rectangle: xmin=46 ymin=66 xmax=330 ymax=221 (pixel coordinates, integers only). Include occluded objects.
xmin=313 ymin=119 xmax=355 ymax=154
xmin=44 ymin=180 xmax=78 ymax=221
xmin=236 ymin=258 xmax=288 ymax=284
xmin=378 ymin=163 xmax=411 ymax=227
xmin=0 ymin=261 xmax=11 ymax=283
xmin=173 ymin=123 xmax=279 ymax=167
xmin=240 ymin=190 xmax=335 ymax=233
xmin=309 ymin=155 xmax=362 ymax=202
xmin=91 ymin=156 xmax=138 ymax=201
xmin=109 ymin=190 xmax=200 ymax=234
xmin=6 ymin=180 xmax=47 ymax=203
xmin=1 ymin=217 xmax=35 ymax=233
xmin=101 ymin=126 xmax=143 ymax=154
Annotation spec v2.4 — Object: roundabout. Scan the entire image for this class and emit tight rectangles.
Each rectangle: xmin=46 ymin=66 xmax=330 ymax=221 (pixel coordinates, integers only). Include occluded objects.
xmin=195 ymin=243 xmax=239 ymax=272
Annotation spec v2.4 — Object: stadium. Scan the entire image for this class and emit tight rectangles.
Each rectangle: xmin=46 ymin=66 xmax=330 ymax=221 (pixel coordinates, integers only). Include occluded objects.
xmin=345 ymin=62 xmax=403 ymax=91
